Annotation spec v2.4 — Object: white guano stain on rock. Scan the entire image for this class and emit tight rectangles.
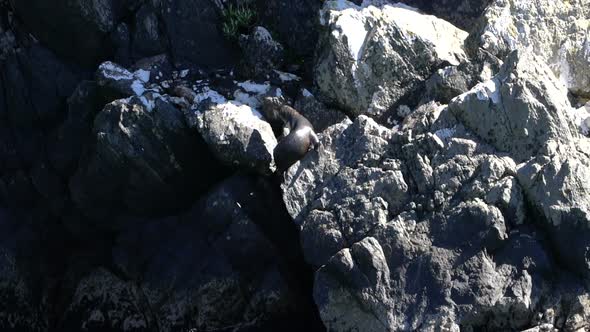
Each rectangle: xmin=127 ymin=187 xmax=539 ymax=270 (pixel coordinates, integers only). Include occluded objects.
xmin=194 ymin=87 xmax=227 ymax=105
xmin=99 ymin=61 xmax=134 ymax=81
xmin=134 ymin=69 xmax=151 ymax=83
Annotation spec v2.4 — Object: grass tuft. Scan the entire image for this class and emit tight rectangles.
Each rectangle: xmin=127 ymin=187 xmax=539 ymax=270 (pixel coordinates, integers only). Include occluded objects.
xmin=221 ymin=4 xmax=257 ymax=40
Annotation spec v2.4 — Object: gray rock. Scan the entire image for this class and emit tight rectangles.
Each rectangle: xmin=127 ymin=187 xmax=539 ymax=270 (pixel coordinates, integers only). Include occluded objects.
xmin=449 ymin=50 xmax=580 ymax=162
xmin=157 ymin=0 xmax=235 ymax=67
xmin=95 ymin=61 xmax=151 ymax=97
xmin=0 ymin=209 xmax=47 ymax=332
xmin=399 ymin=0 xmax=493 ymax=30
xmin=570 ymin=102 xmax=590 ymax=137
xmin=106 ymin=175 xmax=319 ymax=331
xmin=192 ymin=99 xmax=278 ymax=175
xmin=423 ymin=65 xmax=471 ymax=104
xmin=238 ymin=26 xmax=284 ymax=78
xmin=517 ymin=140 xmax=590 ymax=278
xmin=314 ymin=0 xmax=468 ymax=120
xmin=471 ymin=0 xmax=590 ymax=97
xmin=294 ymin=89 xmax=349 ymax=133
xmin=281 ymin=95 xmax=589 ymax=330
xmin=10 ymin=0 xmax=124 ymax=65
xmin=131 ymin=4 xmax=165 ymax=58
xmin=177 ymin=79 xmax=288 ymax=175
xmin=565 ymin=294 xmax=590 ymax=331
xmin=70 ymin=96 xmax=220 ymax=221
xmin=282 ymin=115 xmax=409 ymax=266
xmin=314 ymin=237 xmax=394 ymax=332
xmin=61 ymin=268 xmax=149 ymax=331
xmin=255 ymin=0 xmax=322 ymax=59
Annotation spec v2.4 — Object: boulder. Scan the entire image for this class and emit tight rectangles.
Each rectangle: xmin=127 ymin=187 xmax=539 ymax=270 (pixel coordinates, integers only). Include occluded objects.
xmin=182 ymin=80 xmax=282 ymax=175
xmin=569 ymin=102 xmax=590 ymax=137
xmin=131 ymin=4 xmax=166 ymax=58
xmin=238 ymin=26 xmax=285 ymax=79
xmin=0 ymin=209 xmax=47 ymax=331
xmin=281 ymin=103 xmax=586 ymax=330
xmin=157 ymin=0 xmax=235 ymax=67
xmin=70 ymin=97 xmax=222 ymax=221
xmin=314 ymin=237 xmax=394 ymax=332
xmin=314 ymin=0 xmax=469 ymax=120
xmin=282 ymin=115 xmax=409 ymax=266
xmin=60 ymin=268 xmax=148 ymax=331
xmin=10 ymin=0 xmax=124 ymax=66
xmin=105 ymin=175 xmax=322 ymax=331
xmin=449 ymin=50 xmax=580 ymax=162
xmin=400 ymin=0 xmax=493 ymax=30
xmin=294 ymin=89 xmax=349 ymax=132
xmin=517 ymin=141 xmax=590 ymax=278
xmin=471 ymin=0 xmax=590 ymax=97
xmin=255 ymin=0 xmax=322 ymax=59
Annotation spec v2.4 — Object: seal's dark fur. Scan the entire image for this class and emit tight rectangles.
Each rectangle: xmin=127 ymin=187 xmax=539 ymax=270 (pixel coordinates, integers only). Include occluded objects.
xmin=261 ymin=97 xmax=319 ymax=174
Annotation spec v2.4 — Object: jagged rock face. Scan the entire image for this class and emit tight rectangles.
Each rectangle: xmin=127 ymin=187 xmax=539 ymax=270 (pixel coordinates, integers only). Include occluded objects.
xmin=294 ymin=90 xmax=350 ymax=132
xmin=238 ymin=26 xmax=285 ymax=78
xmin=448 ymin=50 xmax=590 ymax=280
xmin=61 ymin=175 xmax=321 ymax=331
xmin=255 ymin=0 xmax=322 ymax=59
xmin=4 ymin=0 xmax=590 ymax=331
xmin=314 ymin=0 xmax=469 ymax=120
xmin=9 ymin=0 xmax=236 ymax=67
xmin=10 ymin=0 xmax=125 ymax=66
xmin=193 ymin=98 xmax=278 ymax=175
xmin=282 ymin=97 xmax=590 ymax=330
xmin=471 ymin=0 xmax=590 ymax=97
xmin=399 ymin=0 xmax=493 ymax=30
xmin=517 ymin=142 xmax=590 ymax=278
xmin=0 ymin=209 xmax=47 ymax=331
xmin=157 ymin=0 xmax=236 ymax=67
xmin=71 ymin=97 xmax=211 ymax=220
xmin=449 ymin=50 xmax=580 ymax=162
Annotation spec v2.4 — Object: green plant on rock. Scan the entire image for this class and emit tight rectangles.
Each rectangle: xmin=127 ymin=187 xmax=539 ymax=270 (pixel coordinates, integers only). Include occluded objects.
xmin=221 ymin=4 xmax=257 ymax=40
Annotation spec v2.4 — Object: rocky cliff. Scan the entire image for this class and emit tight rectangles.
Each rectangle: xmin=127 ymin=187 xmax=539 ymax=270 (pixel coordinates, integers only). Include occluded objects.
xmin=1 ymin=0 xmax=590 ymax=331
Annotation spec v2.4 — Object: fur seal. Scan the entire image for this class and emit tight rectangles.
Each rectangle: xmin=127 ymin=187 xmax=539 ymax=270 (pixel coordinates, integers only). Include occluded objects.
xmin=261 ymin=97 xmax=320 ymax=174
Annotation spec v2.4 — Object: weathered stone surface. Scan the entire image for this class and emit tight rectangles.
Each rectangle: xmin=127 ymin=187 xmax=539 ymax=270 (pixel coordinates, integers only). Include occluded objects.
xmin=565 ymin=294 xmax=590 ymax=331
xmin=158 ymin=0 xmax=235 ymax=67
xmin=282 ymin=115 xmax=409 ymax=266
xmin=238 ymin=26 xmax=284 ymax=78
xmin=471 ymin=0 xmax=590 ymax=97
xmin=180 ymin=80 xmax=286 ymax=175
xmin=314 ymin=237 xmax=394 ymax=332
xmin=61 ymin=268 xmax=148 ymax=331
xmin=10 ymin=0 xmax=124 ymax=65
xmin=255 ymin=0 xmax=322 ymax=59
xmin=315 ymin=0 xmax=468 ymax=120
xmin=400 ymin=0 xmax=493 ymax=30
xmin=95 ymin=61 xmax=151 ymax=97
xmin=517 ymin=141 xmax=590 ymax=278
xmin=423 ymin=65 xmax=471 ymax=104
xmin=5 ymin=0 xmax=590 ymax=330
xmin=105 ymin=175 xmax=322 ymax=332
xmin=0 ymin=209 xmax=47 ymax=332
xmin=131 ymin=4 xmax=165 ymax=59
xmin=193 ymin=99 xmax=278 ymax=175
xmin=281 ymin=100 xmax=587 ymax=330
xmin=570 ymin=102 xmax=590 ymax=137
xmin=70 ymin=97 xmax=221 ymax=221
xmin=294 ymin=89 xmax=349 ymax=133
xmin=449 ymin=50 xmax=580 ymax=162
